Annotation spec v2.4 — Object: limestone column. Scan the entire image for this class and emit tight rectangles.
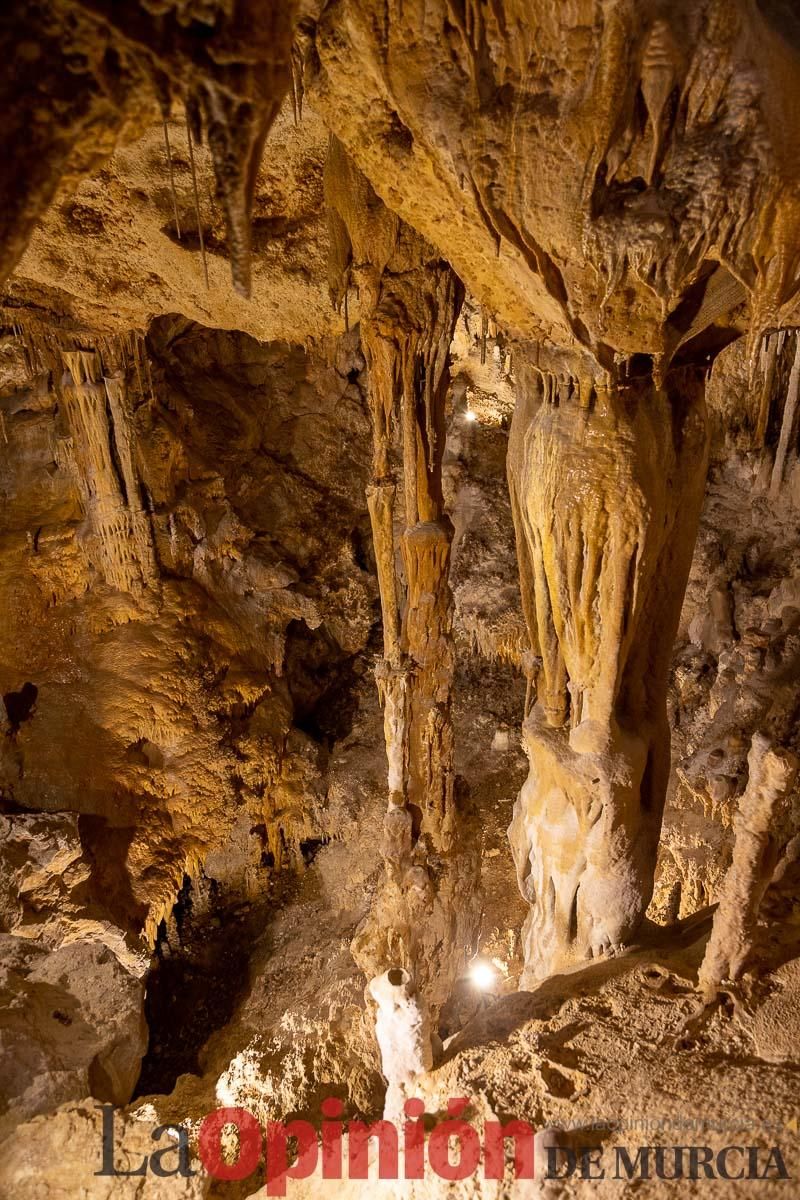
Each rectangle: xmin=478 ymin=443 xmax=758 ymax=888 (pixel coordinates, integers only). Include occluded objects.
xmin=325 ymin=138 xmax=477 ymax=1097
xmin=507 ymin=349 xmax=709 ymax=983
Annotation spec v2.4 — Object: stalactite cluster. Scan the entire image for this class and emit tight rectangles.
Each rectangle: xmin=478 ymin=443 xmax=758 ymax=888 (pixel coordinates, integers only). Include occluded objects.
xmin=0 ymin=0 xmax=299 ymax=296
xmin=8 ymin=325 xmax=159 ymax=592
xmin=61 ymin=347 xmax=158 ymax=593
xmin=311 ymin=0 xmax=800 ymax=369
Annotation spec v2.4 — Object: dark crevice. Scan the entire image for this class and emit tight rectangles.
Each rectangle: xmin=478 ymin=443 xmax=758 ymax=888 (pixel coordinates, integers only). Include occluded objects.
xmin=351 ymin=523 xmax=374 ymax=572
xmin=3 ymin=681 xmax=38 ymax=733
xmin=103 ymin=393 xmax=129 ymax=507
xmin=133 ymin=875 xmax=259 ymax=1099
xmin=299 ymin=837 xmax=329 ymax=867
xmin=284 ymin=620 xmax=366 ymax=746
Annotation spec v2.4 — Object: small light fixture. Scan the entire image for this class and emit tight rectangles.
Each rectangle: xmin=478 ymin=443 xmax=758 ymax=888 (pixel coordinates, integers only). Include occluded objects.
xmin=464 ymin=408 xmax=478 ymax=422
xmin=469 ymin=959 xmax=496 ymax=991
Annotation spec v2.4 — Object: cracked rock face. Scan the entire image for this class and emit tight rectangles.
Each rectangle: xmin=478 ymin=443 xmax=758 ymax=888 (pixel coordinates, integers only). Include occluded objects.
xmin=1 ymin=3 xmax=800 ymax=1197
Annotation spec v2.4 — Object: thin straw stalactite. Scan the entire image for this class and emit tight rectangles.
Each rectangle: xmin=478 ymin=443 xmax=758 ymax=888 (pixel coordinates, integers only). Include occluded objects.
xmin=185 ymin=106 xmax=209 ymax=290
xmin=162 ymin=118 xmax=181 ymax=240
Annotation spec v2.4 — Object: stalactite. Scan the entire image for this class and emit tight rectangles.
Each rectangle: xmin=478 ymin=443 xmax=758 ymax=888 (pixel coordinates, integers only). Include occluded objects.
xmin=755 ymin=330 xmax=785 ymax=446
xmin=130 ymin=331 xmax=147 ymax=401
xmin=367 ymin=483 xmax=401 ymax=665
xmin=290 ymin=46 xmax=303 ymax=126
xmin=185 ymin=92 xmax=204 ymax=149
xmin=143 ymin=343 xmax=156 ymax=405
xmin=103 ymin=372 xmax=139 ymax=504
xmin=185 ymin=105 xmax=210 ymax=290
xmin=11 ymin=319 xmax=53 ymax=383
xmin=376 ymin=662 xmax=410 ymax=805
xmin=162 ymin=117 xmax=182 ymax=240
xmin=290 ymin=18 xmax=315 ymax=126
xmin=290 ymin=66 xmax=300 ymax=126
xmin=640 ymin=20 xmax=680 ymax=186
xmin=196 ymin=79 xmax=273 ymax=299
xmin=769 ymin=335 xmax=800 ymax=496
xmin=460 ymin=617 xmax=528 ymax=669
xmin=747 ymin=192 xmax=800 ymax=386
xmin=143 ymin=849 xmax=207 ymax=949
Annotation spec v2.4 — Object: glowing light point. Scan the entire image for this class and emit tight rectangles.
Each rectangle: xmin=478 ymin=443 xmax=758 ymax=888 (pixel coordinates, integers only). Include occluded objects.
xmin=470 ymin=960 xmax=496 ymax=990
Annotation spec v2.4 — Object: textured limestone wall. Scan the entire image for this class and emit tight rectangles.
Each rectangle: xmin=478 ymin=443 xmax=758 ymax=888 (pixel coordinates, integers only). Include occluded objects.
xmin=0 ymin=320 xmax=376 ymax=959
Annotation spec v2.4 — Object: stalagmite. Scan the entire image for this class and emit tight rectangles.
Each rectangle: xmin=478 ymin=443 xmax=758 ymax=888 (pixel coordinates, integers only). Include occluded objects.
xmin=368 ymin=969 xmax=432 ymax=1122
xmin=697 ymin=736 xmax=798 ymax=1002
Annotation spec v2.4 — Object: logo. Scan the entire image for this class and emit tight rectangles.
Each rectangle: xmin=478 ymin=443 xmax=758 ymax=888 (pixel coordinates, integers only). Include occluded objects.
xmin=96 ymin=1102 xmax=791 ymax=1191
xmin=96 ymin=1099 xmax=535 ymax=1194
